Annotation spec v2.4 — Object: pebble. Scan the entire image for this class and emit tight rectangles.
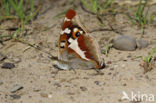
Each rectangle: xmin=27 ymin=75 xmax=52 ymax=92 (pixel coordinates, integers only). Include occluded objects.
xmin=112 ymin=35 xmax=137 ymax=51
xmin=40 ymin=92 xmax=48 ymax=98
xmin=106 ymin=61 xmax=112 ymax=64
xmin=67 ymin=92 xmax=75 ymax=95
xmin=10 ymin=84 xmax=23 ymax=93
xmin=10 ymin=94 xmax=21 ymax=99
xmin=121 ymin=64 xmax=125 ymax=68
xmin=40 ymin=92 xmax=52 ymax=98
xmin=80 ymin=86 xmax=87 ymax=91
xmin=114 ymin=65 xmax=118 ymax=69
xmin=108 ymin=72 xmax=112 ymax=75
xmin=33 ymin=88 xmax=41 ymax=92
xmin=54 ymin=83 xmax=61 ymax=87
xmin=145 ymin=75 xmax=149 ymax=79
xmin=48 ymin=94 xmax=52 ymax=98
xmin=110 ymin=68 xmax=114 ymax=70
xmin=121 ymin=82 xmax=127 ymax=86
xmin=94 ymin=81 xmax=100 ymax=85
xmin=136 ymin=39 xmax=149 ymax=49
xmin=0 ymin=81 xmax=3 ymax=85
xmin=12 ymin=57 xmax=21 ymax=63
xmin=1 ymin=62 xmax=15 ymax=69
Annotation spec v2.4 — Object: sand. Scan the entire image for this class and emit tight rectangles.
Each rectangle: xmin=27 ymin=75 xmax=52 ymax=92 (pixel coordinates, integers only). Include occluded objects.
xmin=0 ymin=0 xmax=156 ymax=103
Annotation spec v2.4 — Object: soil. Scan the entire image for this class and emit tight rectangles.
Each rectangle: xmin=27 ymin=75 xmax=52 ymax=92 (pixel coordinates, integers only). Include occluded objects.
xmin=0 ymin=0 xmax=156 ymax=103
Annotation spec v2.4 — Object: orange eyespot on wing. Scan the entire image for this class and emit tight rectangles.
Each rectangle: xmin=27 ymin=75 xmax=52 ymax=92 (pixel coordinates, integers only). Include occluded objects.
xmin=72 ymin=28 xmax=84 ymax=39
xmin=72 ymin=28 xmax=79 ymax=39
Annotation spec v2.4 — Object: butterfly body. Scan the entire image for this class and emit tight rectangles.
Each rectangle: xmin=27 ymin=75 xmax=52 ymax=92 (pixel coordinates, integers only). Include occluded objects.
xmin=53 ymin=9 xmax=105 ymax=70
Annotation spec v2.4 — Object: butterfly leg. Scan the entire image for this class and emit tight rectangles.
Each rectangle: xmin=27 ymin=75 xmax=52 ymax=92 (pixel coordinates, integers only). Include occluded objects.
xmin=89 ymin=68 xmax=104 ymax=76
xmin=95 ymin=69 xmax=104 ymax=75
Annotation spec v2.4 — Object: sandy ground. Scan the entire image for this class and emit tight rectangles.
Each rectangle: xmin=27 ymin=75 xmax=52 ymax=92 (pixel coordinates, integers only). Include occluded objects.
xmin=0 ymin=0 xmax=156 ymax=103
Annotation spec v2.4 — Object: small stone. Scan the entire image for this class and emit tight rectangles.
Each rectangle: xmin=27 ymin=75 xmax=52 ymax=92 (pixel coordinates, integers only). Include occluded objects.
xmin=29 ymin=95 xmax=32 ymax=98
xmin=40 ymin=93 xmax=52 ymax=98
xmin=10 ymin=94 xmax=21 ymax=99
xmin=94 ymin=81 xmax=100 ymax=85
xmin=140 ymin=75 xmax=143 ymax=78
xmin=103 ymin=82 xmax=106 ymax=85
xmin=145 ymin=75 xmax=149 ymax=79
xmin=137 ymin=39 xmax=149 ymax=49
xmin=83 ymin=77 xmax=89 ymax=79
xmin=118 ymin=99 xmax=122 ymax=102
xmin=0 ymin=81 xmax=3 ymax=85
xmin=108 ymin=72 xmax=112 ymax=75
xmin=80 ymin=86 xmax=87 ymax=91
xmin=107 ymin=61 xmax=112 ymax=64
xmin=48 ymin=94 xmax=52 ymax=98
xmin=121 ymin=83 xmax=127 ymax=86
xmin=1 ymin=62 xmax=15 ymax=69
xmin=112 ymin=35 xmax=137 ymax=51
xmin=127 ymin=54 xmax=132 ymax=58
xmin=54 ymin=83 xmax=61 ymax=87
xmin=10 ymin=84 xmax=23 ymax=93
xmin=121 ymin=64 xmax=125 ymax=68
xmin=40 ymin=92 xmax=48 ymax=98
xmin=12 ymin=57 xmax=21 ymax=63
xmin=67 ymin=92 xmax=75 ymax=95
xmin=33 ymin=88 xmax=41 ymax=92
xmin=110 ymin=68 xmax=114 ymax=70
xmin=114 ymin=65 xmax=118 ymax=69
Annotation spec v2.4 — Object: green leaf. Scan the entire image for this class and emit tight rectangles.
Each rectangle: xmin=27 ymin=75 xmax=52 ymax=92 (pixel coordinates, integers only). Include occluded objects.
xmin=150 ymin=13 xmax=156 ymax=23
xmin=8 ymin=0 xmax=18 ymax=12
xmin=92 ymin=0 xmax=98 ymax=13
xmin=30 ymin=0 xmax=34 ymax=14
xmin=81 ymin=0 xmax=91 ymax=11
xmin=146 ymin=47 xmax=156 ymax=63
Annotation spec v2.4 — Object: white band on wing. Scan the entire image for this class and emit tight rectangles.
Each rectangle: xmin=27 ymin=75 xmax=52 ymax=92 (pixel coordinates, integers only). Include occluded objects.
xmin=60 ymin=28 xmax=71 ymax=35
xmin=68 ymin=38 xmax=89 ymax=61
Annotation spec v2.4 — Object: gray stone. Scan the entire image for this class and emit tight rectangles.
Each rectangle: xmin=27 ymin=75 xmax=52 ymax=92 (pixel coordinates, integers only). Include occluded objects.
xmin=1 ymin=62 xmax=15 ymax=69
xmin=137 ymin=39 xmax=149 ymax=49
xmin=113 ymin=35 xmax=137 ymax=51
xmin=40 ymin=92 xmax=52 ymax=98
xmin=33 ymin=87 xmax=41 ymax=92
xmin=94 ymin=81 xmax=100 ymax=85
xmin=10 ymin=84 xmax=23 ymax=93
xmin=12 ymin=57 xmax=21 ymax=63
xmin=40 ymin=92 xmax=48 ymax=98
xmin=80 ymin=86 xmax=87 ymax=91
xmin=10 ymin=94 xmax=21 ymax=99
xmin=0 ymin=81 xmax=3 ymax=85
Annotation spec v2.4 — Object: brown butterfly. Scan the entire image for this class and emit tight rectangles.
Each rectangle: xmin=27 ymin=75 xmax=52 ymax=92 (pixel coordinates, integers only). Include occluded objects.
xmin=52 ymin=9 xmax=105 ymax=70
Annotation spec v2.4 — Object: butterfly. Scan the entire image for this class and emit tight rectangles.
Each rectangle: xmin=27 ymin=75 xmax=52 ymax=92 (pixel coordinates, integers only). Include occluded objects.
xmin=52 ymin=9 xmax=105 ymax=70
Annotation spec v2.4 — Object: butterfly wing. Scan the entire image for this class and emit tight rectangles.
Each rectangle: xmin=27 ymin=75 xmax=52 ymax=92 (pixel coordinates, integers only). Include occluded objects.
xmin=58 ymin=9 xmax=105 ymax=69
